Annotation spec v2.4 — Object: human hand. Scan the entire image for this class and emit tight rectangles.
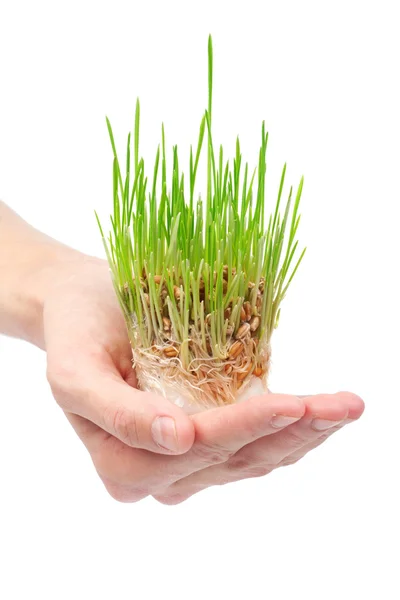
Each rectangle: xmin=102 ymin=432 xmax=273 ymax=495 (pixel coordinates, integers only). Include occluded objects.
xmin=43 ymin=256 xmax=364 ymax=504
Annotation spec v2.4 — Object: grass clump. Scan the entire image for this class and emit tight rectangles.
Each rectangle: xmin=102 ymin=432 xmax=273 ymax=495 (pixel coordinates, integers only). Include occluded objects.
xmin=97 ymin=36 xmax=306 ymax=410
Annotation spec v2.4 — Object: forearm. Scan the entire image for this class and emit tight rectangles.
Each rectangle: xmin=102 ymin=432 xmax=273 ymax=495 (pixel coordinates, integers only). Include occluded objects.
xmin=0 ymin=201 xmax=84 ymax=348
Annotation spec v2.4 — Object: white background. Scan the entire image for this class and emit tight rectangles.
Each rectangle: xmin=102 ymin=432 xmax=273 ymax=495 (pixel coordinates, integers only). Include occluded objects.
xmin=1 ymin=1 xmax=399 ymax=598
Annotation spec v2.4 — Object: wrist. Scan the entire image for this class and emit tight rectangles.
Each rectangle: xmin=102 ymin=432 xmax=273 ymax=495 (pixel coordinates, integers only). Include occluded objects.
xmin=30 ymin=244 xmax=92 ymax=349
xmin=0 ymin=202 xmax=108 ymax=349
xmin=1 ymin=237 xmax=88 ymax=349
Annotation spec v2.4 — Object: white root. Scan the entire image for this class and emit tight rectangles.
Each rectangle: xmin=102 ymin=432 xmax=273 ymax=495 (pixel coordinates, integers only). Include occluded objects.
xmin=136 ymin=370 xmax=269 ymax=414
xmin=129 ymin=306 xmax=272 ymax=414
xmin=133 ymin=343 xmax=271 ymax=414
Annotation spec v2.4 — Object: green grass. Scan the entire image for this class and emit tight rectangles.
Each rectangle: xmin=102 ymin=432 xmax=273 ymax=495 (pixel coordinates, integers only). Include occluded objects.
xmin=97 ymin=35 xmax=305 ymax=378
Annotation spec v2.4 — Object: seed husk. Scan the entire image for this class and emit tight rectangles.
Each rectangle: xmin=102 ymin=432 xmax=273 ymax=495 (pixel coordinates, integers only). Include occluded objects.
xmin=224 ymin=307 xmax=232 ymax=320
xmin=143 ymin=293 xmax=150 ymax=306
xmin=228 ymin=340 xmax=243 ymax=359
xmin=164 ymin=345 xmax=179 ymax=358
xmin=235 ymin=322 xmax=251 ymax=339
xmin=224 ymin=364 xmax=233 ymax=375
xmin=249 ymin=315 xmax=260 ymax=332
xmin=173 ymin=285 xmax=181 ymax=300
xmin=237 ymin=362 xmax=253 ymax=381
xmin=244 ymin=301 xmax=252 ymax=321
xmin=154 ymin=275 xmax=162 ymax=284
xmin=162 ymin=317 xmax=171 ymax=331
xmin=253 ymin=365 xmax=263 ymax=377
xmin=240 ymin=307 xmax=246 ymax=321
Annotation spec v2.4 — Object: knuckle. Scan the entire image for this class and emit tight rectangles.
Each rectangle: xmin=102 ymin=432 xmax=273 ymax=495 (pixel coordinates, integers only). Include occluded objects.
xmin=192 ymin=442 xmax=230 ymax=465
xmin=153 ymin=493 xmax=190 ymax=506
xmin=247 ymin=465 xmax=272 ymax=478
xmin=315 ymin=431 xmax=333 ymax=443
xmin=228 ymin=455 xmax=252 ymax=472
xmin=216 ymin=476 xmax=234 ymax=486
xmin=102 ymin=479 xmax=148 ymax=503
xmin=46 ymin=357 xmax=80 ymax=409
xmin=280 ymin=455 xmax=299 ymax=467
xmin=282 ymin=428 xmax=306 ymax=448
xmin=228 ymin=455 xmax=271 ymax=478
xmin=105 ymin=405 xmax=140 ymax=447
xmin=46 ymin=356 xmax=76 ymax=390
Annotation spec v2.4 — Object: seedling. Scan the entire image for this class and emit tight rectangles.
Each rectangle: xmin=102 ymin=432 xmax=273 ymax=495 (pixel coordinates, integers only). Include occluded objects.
xmin=97 ymin=36 xmax=305 ymax=412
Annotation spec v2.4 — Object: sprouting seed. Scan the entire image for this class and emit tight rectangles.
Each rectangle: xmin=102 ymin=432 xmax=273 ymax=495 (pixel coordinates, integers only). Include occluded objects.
xmin=97 ymin=35 xmax=306 ymax=411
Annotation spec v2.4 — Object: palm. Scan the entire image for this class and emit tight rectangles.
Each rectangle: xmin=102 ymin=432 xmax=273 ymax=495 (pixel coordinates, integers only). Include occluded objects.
xmin=44 ymin=258 xmax=364 ymax=504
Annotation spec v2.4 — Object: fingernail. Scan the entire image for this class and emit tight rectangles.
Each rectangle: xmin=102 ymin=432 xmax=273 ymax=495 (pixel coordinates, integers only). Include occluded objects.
xmin=311 ymin=419 xmax=342 ymax=431
xmin=270 ymin=415 xmax=301 ymax=429
xmin=151 ymin=416 xmax=179 ymax=451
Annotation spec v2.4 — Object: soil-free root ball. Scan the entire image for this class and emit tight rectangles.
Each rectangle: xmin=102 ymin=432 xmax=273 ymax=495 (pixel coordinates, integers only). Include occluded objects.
xmin=97 ymin=36 xmax=306 ymax=414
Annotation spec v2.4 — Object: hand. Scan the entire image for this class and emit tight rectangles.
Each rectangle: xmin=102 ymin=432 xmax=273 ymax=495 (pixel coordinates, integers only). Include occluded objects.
xmin=43 ymin=256 xmax=364 ymax=504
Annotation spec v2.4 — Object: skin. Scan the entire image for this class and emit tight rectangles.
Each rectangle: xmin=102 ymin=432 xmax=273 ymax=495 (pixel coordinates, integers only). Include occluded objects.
xmin=0 ymin=201 xmax=364 ymax=504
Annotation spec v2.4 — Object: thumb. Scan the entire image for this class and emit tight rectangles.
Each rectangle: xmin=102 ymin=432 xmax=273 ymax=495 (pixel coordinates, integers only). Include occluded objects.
xmin=90 ymin=375 xmax=196 ymax=454
xmin=48 ymin=360 xmax=195 ymax=455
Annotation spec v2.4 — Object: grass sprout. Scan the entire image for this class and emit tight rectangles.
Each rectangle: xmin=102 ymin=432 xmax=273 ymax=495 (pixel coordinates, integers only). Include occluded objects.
xmin=96 ymin=35 xmax=306 ymax=409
